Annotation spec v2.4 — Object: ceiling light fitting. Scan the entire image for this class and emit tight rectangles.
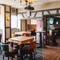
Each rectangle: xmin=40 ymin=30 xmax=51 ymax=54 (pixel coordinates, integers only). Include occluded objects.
xmin=24 ymin=4 xmax=34 ymax=10
xmin=24 ymin=4 xmax=34 ymax=17
xmin=20 ymin=0 xmax=34 ymax=5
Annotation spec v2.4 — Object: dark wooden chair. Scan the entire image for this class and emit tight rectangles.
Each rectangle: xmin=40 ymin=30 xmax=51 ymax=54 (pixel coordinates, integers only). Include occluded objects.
xmin=23 ymin=40 xmax=36 ymax=60
xmin=1 ymin=43 xmax=18 ymax=60
xmin=45 ymin=35 xmax=52 ymax=45
xmin=31 ymin=30 xmax=36 ymax=36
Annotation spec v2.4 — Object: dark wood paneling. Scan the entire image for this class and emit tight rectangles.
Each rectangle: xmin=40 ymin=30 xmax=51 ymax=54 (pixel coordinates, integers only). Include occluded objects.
xmin=5 ymin=5 xmax=11 ymax=41
xmin=25 ymin=20 xmax=27 ymax=31
xmin=4 ymin=5 xmax=6 ymax=42
xmin=10 ymin=6 xmax=11 ymax=38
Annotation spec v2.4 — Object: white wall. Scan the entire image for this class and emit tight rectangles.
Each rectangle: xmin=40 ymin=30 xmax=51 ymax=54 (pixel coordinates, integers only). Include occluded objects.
xmin=0 ymin=5 xmax=5 ymax=43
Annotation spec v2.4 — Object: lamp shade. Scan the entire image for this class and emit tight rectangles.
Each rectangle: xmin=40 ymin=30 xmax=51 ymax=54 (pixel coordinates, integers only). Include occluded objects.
xmin=24 ymin=4 xmax=34 ymax=10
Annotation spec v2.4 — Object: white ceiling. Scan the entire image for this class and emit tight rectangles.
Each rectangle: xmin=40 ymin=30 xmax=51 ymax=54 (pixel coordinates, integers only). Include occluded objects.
xmin=0 ymin=0 xmax=60 ymax=8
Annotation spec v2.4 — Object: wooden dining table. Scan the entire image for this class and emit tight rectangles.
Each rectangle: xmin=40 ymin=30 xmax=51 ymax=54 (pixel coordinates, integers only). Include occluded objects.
xmin=8 ymin=36 xmax=34 ymax=60
xmin=15 ymin=31 xmax=31 ymax=36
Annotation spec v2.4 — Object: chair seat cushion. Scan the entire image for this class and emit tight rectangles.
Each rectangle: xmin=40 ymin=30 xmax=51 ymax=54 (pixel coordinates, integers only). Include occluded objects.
xmin=3 ymin=48 xmax=18 ymax=57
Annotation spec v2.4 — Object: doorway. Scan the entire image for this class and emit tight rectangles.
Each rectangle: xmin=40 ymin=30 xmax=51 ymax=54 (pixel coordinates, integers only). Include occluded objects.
xmin=44 ymin=15 xmax=60 ymax=46
xmin=44 ymin=15 xmax=60 ymax=60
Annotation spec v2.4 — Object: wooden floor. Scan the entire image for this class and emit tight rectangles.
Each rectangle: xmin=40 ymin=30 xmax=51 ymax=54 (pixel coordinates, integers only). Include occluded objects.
xmin=44 ymin=38 xmax=60 ymax=60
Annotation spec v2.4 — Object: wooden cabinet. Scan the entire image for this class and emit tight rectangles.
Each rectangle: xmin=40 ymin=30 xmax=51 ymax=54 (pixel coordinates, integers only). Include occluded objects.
xmin=27 ymin=24 xmax=36 ymax=31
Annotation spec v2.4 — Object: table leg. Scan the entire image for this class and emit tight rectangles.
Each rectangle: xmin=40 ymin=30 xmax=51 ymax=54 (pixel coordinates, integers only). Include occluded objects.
xmin=10 ymin=42 xmax=13 ymax=47
xmin=37 ymin=33 xmax=44 ymax=48
xmin=20 ymin=44 xmax=24 ymax=60
xmin=37 ymin=33 xmax=42 ymax=48
xmin=40 ymin=33 xmax=42 ymax=47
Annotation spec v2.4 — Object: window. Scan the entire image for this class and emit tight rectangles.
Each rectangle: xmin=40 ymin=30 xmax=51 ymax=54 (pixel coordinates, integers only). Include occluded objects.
xmin=31 ymin=19 xmax=36 ymax=24
xmin=11 ymin=14 xmax=23 ymax=30
xmin=11 ymin=15 xmax=17 ymax=28
xmin=17 ymin=14 xmax=23 ymax=30
xmin=17 ymin=20 xmax=21 ymax=30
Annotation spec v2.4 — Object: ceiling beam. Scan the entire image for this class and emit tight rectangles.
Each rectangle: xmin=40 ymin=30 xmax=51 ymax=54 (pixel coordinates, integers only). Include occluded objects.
xmin=21 ymin=14 xmax=25 ymax=18
xmin=56 ymin=10 xmax=59 ymax=14
xmin=20 ymin=17 xmax=43 ymax=20
xmin=47 ymin=11 xmax=51 ymax=14
xmin=34 ymin=12 xmax=37 ymax=17
xmin=18 ymin=8 xmax=60 ymax=14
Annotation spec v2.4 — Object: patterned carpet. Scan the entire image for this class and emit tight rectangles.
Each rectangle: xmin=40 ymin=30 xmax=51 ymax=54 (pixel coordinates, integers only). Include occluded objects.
xmin=0 ymin=48 xmax=44 ymax=60
xmin=35 ymin=48 xmax=44 ymax=60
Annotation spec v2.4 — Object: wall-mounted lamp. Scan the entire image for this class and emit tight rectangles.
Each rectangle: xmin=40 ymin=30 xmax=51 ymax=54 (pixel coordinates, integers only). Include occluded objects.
xmin=49 ymin=30 xmax=52 ymax=36
xmin=7 ymin=17 xmax=9 ymax=21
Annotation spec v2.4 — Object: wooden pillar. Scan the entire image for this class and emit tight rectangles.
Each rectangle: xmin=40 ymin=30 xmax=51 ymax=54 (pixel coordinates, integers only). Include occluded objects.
xmin=5 ymin=5 xmax=11 ymax=42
